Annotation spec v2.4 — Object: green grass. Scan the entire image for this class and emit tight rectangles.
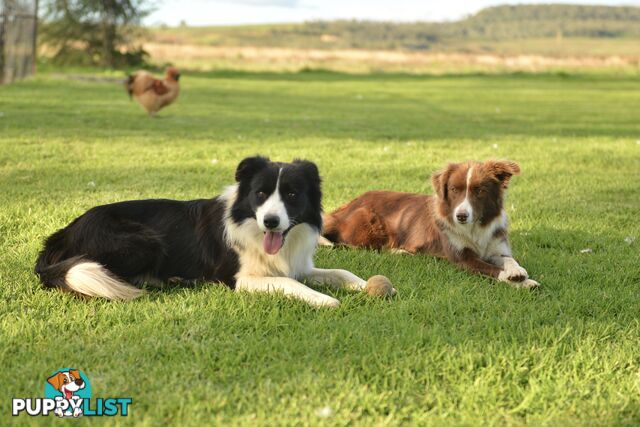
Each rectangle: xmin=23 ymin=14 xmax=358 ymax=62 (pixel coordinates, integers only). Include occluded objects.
xmin=1 ymin=70 xmax=639 ymax=425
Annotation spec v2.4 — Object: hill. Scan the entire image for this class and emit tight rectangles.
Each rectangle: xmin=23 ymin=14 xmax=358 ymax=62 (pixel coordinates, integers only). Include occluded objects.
xmin=149 ymin=4 xmax=640 ymax=51
xmin=462 ymin=4 xmax=640 ymax=39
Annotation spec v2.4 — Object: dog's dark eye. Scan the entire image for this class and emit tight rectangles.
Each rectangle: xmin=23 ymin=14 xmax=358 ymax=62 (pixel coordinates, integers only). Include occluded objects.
xmin=475 ymin=187 xmax=485 ymax=195
xmin=256 ymin=191 xmax=267 ymax=201
xmin=63 ymin=377 xmax=69 ymax=384
xmin=287 ymin=192 xmax=297 ymax=199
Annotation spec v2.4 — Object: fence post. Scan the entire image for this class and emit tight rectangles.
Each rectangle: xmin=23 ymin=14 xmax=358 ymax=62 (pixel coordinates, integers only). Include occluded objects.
xmin=0 ymin=0 xmax=38 ymax=84
xmin=0 ymin=10 xmax=5 ymax=83
xmin=32 ymin=0 xmax=38 ymax=73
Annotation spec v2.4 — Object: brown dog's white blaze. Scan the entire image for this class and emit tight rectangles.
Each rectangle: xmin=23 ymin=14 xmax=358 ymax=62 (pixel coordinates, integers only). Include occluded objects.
xmin=323 ymin=159 xmax=539 ymax=289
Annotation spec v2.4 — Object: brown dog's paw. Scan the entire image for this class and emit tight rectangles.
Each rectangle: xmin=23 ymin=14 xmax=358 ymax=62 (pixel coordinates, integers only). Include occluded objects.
xmin=520 ymin=279 xmax=541 ymax=289
xmin=508 ymin=273 xmax=527 ymax=282
xmin=499 ymin=265 xmax=529 ymax=283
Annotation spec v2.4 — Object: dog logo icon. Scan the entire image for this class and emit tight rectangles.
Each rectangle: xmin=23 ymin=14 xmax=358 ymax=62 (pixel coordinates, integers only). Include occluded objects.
xmin=45 ymin=369 xmax=89 ymax=417
xmin=12 ymin=368 xmax=131 ymax=417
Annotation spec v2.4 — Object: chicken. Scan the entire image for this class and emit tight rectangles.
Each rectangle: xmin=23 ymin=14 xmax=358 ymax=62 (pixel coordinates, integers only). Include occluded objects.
xmin=126 ymin=67 xmax=180 ymax=116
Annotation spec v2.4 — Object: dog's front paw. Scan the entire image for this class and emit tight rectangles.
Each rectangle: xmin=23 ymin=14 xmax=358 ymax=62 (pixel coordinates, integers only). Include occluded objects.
xmin=73 ymin=408 xmax=83 ymax=418
xmin=498 ymin=265 xmax=529 ymax=283
xmin=54 ymin=408 xmax=64 ymax=418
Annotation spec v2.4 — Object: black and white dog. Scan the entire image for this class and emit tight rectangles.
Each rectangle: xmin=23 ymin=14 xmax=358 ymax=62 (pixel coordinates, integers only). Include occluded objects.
xmin=35 ymin=156 xmax=372 ymax=307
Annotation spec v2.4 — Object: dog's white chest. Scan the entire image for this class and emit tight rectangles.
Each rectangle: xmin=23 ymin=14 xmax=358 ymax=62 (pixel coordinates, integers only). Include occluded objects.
xmin=446 ymin=211 xmax=508 ymax=260
xmin=226 ymin=220 xmax=317 ymax=279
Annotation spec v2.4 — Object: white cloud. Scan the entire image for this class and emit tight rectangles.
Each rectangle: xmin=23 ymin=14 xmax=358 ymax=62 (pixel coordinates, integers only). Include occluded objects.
xmin=216 ymin=0 xmax=301 ymax=8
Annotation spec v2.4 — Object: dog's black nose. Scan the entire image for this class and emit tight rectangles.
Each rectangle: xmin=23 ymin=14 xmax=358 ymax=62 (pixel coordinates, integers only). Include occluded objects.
xmin=263 ymin=215 xmax=280 ymax=230
xmin=75 ymin=379 xmax=84 ymax=386
xmin=456 ymin=212 xmax=469 ymax=223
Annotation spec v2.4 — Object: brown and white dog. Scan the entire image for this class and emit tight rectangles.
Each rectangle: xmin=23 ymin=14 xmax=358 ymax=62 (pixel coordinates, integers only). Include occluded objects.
xmin=47 ymin=369 xmax=85 ymax=417
xmin=322 ymin=160 xmax=540 ymax=288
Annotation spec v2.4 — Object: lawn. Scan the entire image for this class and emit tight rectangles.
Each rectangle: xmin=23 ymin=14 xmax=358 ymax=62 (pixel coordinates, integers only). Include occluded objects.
xmin=1 ymin=70 xmax=639 ymax=425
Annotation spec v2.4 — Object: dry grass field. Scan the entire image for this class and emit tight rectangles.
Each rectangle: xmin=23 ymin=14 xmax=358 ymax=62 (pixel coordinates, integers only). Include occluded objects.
xmin=143 ymin=41 xmax=640 ymax=74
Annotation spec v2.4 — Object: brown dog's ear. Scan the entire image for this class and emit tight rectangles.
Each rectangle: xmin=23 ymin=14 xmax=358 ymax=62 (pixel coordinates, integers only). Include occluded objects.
xmin=431 ymin=171 xmax=443 ymax=198
xmin=486 ymin=160 xmax=520 ymax=188
xmin=432 ymin=164 xmax=453 ymax=200
xmin=69 ymin=369 xmax=80 ymax=381
xmin=47 ymin=372 xmax=64 ymax=390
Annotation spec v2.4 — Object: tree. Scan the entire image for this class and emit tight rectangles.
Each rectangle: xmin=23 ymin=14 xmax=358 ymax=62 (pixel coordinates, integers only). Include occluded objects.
xmin=41 ymin=0 xmax=155 ymax=67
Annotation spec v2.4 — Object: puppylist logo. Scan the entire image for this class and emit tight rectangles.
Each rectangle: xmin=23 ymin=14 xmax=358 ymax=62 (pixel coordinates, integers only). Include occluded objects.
xmin=12 ymin=368 xmax=132 ymax=418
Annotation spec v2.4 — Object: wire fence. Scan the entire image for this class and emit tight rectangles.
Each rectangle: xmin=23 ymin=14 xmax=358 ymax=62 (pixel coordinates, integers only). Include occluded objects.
xmin=1 ymin=0 xmax=37 ymax=84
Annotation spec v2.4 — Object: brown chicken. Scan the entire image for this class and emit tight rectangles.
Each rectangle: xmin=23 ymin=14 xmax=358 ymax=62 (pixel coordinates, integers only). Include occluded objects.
xmin=126 ymin=67 xmax=180 ymax=116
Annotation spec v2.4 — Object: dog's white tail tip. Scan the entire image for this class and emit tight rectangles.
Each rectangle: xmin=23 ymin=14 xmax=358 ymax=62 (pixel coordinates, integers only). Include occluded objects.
xmin=65 ymin=262 xmax=143 ymax=300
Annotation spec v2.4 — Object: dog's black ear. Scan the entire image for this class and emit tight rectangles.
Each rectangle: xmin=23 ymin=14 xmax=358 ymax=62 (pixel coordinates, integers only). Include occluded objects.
xmin=235 ymin=156 xmax=269 ymax=182
xmin=293 ymin=159 xmax=323 ymax=221
xmin=293 ymin=159 xmax=321 ymax=187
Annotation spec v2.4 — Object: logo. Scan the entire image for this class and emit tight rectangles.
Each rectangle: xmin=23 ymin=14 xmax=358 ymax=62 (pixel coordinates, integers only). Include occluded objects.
xmin=12 ymin=368 xmax=132 ymax=417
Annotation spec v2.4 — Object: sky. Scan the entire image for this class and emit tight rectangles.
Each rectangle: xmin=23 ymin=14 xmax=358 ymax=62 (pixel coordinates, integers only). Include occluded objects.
xmin=145 ymin=0 xmax=640 ymax=27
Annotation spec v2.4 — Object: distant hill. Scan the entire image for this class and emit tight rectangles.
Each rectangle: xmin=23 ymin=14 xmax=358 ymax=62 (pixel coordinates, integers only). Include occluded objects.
xmin=149 ymin=4 xmax=640 ymax=51
xmin=460 ymin=4 xmax=640 ymax=38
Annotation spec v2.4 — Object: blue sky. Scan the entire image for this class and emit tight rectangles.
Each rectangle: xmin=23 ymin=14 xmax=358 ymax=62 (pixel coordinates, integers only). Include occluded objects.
xmin=146 ymin=0 xmax=640 ymax=26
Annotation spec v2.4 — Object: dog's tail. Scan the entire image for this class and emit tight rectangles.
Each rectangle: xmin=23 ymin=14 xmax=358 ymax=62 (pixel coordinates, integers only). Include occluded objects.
xmin=317 ymin=214 xmax=335 ymax=247
xmin=320 ymin=213 xmax=340 ymax=245
xmin=35 ymin=255 xmax=143 ymax=300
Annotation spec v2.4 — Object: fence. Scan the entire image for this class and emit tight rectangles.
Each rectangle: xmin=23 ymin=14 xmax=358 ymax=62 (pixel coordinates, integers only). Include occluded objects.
xmin=0 ymin=0 xmax=37 ymax=84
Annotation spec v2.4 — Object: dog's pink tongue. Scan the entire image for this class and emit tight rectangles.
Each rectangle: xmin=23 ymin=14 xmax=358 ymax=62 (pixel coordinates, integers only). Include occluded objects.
xmin=263 ymin=231 xmax=284 ymax=255
xmin=64 ymin=390 xmax=73 ymax=399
